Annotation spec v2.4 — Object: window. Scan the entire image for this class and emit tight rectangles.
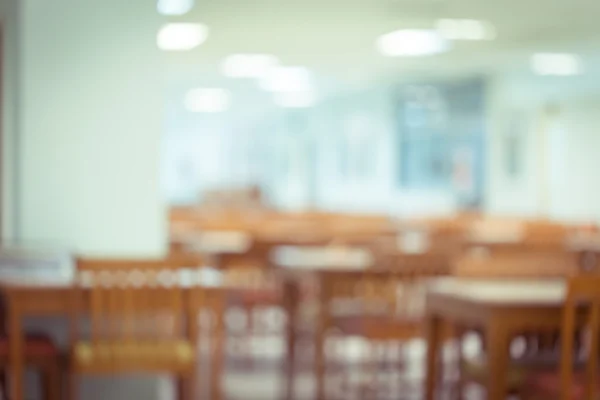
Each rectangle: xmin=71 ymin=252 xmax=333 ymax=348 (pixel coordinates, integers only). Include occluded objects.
xmin=397 ymin=79 xmax=485 ymax=207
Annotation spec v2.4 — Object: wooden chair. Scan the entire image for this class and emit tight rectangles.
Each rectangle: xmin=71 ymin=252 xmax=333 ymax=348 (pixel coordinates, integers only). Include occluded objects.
xmin=314 ymin=266 xmax=448 ymax=399
xmin=454 ymin=241 xmax=587 ymax=397
xmin=68 ymin=258 xmax=203 ymax=400
xmin=523 ymin=275 xmax=600 ymax=399
xmin=0 ymin=332 xmax=61 ymax=400
xmin=0 ymin=252 xmax=65 ymax=400
xmin=214 ymin=244 xmax=281 ymax=373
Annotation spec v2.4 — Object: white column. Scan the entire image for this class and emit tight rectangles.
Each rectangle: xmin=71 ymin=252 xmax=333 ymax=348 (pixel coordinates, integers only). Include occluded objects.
xmin=0 ymin=0 xmax=21 ymax=240
xmin=19 ymin=0 xmax=165 ymax=256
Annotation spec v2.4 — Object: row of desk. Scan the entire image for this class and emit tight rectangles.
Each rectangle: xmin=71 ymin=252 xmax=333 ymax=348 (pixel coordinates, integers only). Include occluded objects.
xmin=0 ymin=274 xmax=571 ymax=400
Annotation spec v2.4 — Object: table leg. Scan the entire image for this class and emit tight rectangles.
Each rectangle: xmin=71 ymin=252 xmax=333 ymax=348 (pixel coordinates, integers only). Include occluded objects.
xmin=315 ymin=285 xmax=327 ymax=400
xmin=284 ymin=279 xmax=298 ymax=400
xmin=424 ymin=313 xmax=442 ymax=400
xmin=210 ymin=299 xmax=225 ymax=400
xmin=486 ymin=318 xmax=510 ymax=400
xmin=8 ymin=296 xmax=23 ymax=400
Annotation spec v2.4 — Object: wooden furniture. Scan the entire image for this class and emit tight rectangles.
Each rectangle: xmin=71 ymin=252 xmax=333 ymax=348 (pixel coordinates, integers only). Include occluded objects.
xmin=315 ymin=269 xmax=435 ymax=399
xmin=522 ymin=275 xmax=600 ymax=399
xmin=424 ymin=278 xmax=567 ymax=400
xmin=69 ymin=259 xmax=202 ymax=400
xmin=454 ymin=241 xmax=579 ymax=278
xmin=0 ymin=333 xmax=61 ymax=400
xmin=2 ymin=268 xmax=226 ymax=400
xmin=271 ymin=245 xmax=375 ymax=400
xmin=215 ymin=244 xmax=281 ymax=372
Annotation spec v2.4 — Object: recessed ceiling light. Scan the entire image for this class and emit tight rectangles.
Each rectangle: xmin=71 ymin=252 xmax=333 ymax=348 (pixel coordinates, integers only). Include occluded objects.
xmin=221 ymin=54 xmax=279 ymax=78
xmin=157 ymin=23 xmax=208 ymax=51
xmin=274 ymin=92 xmax=317 ymax=108
xmin=376 ymin=29 xmax=450 ymax=57
xmin=157 ymin=0 xmax=194 ymax=16
xmin=531 ymin=53 xmax=583 ymax=76
xmin=259 ymin=66 xmax=313 ymax=92
xmin=184 ymin=88 xmax=230 ymax=113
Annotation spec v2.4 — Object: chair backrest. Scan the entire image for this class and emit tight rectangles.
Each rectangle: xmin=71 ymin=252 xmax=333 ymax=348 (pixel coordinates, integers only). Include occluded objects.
xmin=217 ymin=244 xmax=276 ymax=290
xmin=318 ymin=268 xmax=440 ymax=326
xmin=389 ymin=252 xmax=451 ymax=276
xmin=561 ymin=276 xmax=600 ymax=400
xmin=71 ymin=258 xmax=200 ymax=346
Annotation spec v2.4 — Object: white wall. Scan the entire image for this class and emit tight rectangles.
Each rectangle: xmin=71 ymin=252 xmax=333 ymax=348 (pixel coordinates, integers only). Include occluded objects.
xmin=547 ymin=98 xmax=600 ymax=222
xmin=484 ymin=76 xmax=542 ymax=216
xmin=485 ymin=73 xmax=600 ymax=223
xmin=19 ymin=0 xmax=166 ymax=255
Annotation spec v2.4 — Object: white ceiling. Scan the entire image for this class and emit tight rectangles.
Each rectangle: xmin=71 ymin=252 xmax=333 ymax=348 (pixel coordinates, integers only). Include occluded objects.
xmin=163 ymin=0 xmax=600 ymax=102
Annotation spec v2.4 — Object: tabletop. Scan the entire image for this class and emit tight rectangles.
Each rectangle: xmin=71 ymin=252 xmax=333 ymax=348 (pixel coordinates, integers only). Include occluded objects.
xmin=426 ymin=277 xmax=566 ymax=306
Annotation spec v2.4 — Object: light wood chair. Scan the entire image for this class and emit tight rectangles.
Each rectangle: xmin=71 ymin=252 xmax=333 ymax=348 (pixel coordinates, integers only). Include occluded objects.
xmin=523 ymin=275 xmax=600 ymax=400
xmin=215 ymin=244 xmax=281 ymax=373
xmin=314 ymin=266 xmax=449 ymax=399
xmin=68 ymin=258 xmax=203 ymax=400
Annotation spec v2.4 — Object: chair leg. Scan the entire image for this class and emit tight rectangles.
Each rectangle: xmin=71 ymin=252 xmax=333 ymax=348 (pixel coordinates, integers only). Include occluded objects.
xmin=176 ymin=373 xmax=196 ymax=400
xmin=66 ymin=372 xmax=78 ymax=400
xmin=0 ymin=370 xmax=9 ymax=400
xmin=245 ymin=305 xmax=254 ymax=371
xmin=41 ymin=362 xmax=61 ymax=400
xmin=455 ymin=329 xmax=465 ymax=400
xmin=175 ymin=378 xmax=186 ymax=400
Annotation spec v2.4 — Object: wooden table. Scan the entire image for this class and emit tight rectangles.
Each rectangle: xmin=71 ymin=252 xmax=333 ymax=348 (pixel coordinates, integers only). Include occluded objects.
xmin=1 ymin=279 xmax=227 ymax=400
xmin=273 ymin=246 xmax=374 ymax=400
xmin=424 ymin=278 xmax=566 ymax=400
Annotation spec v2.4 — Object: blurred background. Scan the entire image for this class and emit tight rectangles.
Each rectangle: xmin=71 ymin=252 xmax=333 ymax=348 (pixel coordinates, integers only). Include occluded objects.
xmin=1 ymin=0 xmax=600 ymax=251
xmin=2 ymin=2 xmax=600 ymax=400
xmin=158 ymin=0 xmax=599 ymax=218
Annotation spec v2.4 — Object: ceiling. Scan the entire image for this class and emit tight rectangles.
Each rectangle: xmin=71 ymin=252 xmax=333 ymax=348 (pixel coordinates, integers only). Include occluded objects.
xmin=163 ymin=0 xmax=600 ymax=106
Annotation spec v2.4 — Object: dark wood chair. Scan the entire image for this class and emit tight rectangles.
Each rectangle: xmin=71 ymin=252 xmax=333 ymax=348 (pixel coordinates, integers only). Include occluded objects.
xmin=0 ymin=332 xmax=61 ymax=400
xmin=0 ymin=288 xmax=62 ymax=400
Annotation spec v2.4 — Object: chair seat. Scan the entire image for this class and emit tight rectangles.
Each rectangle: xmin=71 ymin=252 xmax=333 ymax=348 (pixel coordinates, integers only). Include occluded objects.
xmin=227 ymin=288 xmax=281 ymax=307
xmin=0 ymin=333 xmax=59 ymax=357
xmin=525 ymin=371 xmax=600 ymax=400
xmin=333 ymin=314 xmax=422 ymax=340
xmin=73 ymin=340 xmax=195 ymax=368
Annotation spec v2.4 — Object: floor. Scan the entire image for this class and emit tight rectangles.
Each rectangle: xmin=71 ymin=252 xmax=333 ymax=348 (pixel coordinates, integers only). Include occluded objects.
xmin=172 ymin=332 xmax=488 ymax=400
xmin=22 ymin=310 xmax=490 ymax=400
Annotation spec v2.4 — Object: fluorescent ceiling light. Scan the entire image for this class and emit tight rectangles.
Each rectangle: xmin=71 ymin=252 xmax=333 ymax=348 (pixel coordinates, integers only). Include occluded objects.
xmin=221 ymin=54 xmax=279 ymax=78
xmin=157 ymin=23 xmax=208 ymax=51
xmin=259 ymin=66 xmax=313 ymax=92
xmin=157 ymin=0 xmax=194 ymax=16
xmin=531 ymin=53 xmax=583 ymax=76
xmin=436 ymin=19 xmax=496 ymax=41
xmin=274 ymin=92 xmax=317 ymax=108
xmin=184 ymin=88 xmax=230 ymax=113
xmin=376 ymin=29 xmax=450 ymax=57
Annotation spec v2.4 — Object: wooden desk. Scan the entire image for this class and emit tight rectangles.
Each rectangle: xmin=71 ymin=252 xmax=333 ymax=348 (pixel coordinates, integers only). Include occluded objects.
xmin=424 ymin=278 xmax=566 ymax=400
xmin=1 ymin=280 xmax=226 ymax=400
